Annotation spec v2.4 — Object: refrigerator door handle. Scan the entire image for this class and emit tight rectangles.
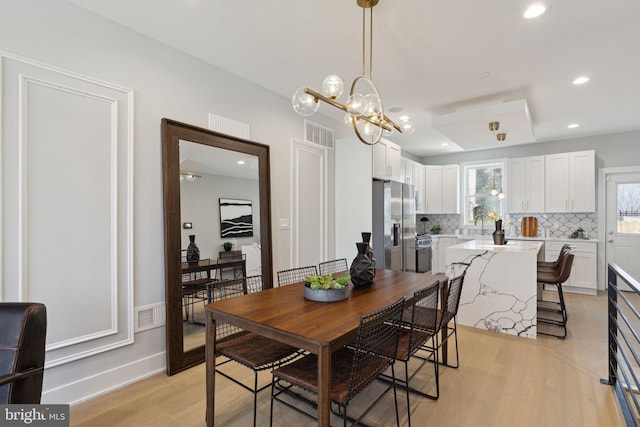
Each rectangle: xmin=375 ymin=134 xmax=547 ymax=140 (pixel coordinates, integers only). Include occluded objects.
xmin=392 ymin=223 xmax=400 ymax=247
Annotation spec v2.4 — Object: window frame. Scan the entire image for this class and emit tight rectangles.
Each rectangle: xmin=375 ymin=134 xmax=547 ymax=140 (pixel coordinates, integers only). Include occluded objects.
xmin=461 ymin=160 xmax=506 ymax=228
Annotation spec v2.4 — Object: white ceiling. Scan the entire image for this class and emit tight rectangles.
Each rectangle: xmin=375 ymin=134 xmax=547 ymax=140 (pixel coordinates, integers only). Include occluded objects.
xmin=67 ymin=0 xmax=640 ymax=157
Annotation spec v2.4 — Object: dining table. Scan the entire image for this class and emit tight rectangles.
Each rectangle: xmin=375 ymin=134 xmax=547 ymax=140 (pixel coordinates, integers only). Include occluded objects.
xmin=204 ymin=268 xmax=446 ymax=427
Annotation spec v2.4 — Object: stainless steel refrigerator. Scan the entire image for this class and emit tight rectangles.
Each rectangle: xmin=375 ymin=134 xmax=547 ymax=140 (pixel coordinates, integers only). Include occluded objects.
xmin=372 ymin=180 xmax=416 ymax=272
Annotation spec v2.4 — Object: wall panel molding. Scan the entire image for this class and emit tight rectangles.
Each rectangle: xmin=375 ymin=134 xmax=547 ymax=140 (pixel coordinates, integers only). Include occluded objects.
xmin=1 ymin=54 xmax=134 ymax=368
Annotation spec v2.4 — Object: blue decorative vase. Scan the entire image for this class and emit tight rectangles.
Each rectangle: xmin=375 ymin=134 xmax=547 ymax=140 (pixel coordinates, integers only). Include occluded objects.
xmin=186 ymin=234 xmax=200 ymax=263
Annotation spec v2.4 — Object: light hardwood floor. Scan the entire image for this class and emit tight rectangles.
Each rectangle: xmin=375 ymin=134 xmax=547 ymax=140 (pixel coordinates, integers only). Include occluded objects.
xmin=70 ymin=291 xmax=627 ymax=426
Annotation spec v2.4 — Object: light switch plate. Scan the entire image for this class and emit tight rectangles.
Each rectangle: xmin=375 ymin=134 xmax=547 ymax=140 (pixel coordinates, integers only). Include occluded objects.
xmin=279 ymin=218 xmax=290 ymax=230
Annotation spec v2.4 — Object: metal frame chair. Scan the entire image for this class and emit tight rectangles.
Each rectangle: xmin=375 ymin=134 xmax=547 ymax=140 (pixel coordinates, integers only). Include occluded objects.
xmin=379 ymin=280 xmax=440 ymax=426
xmin=269 ymin=297 xmax=406 ymax=427
xmin=422 ymin=268 xmax=466 ymax=372
xmin=212 ymin=276 xmax=301 ymax=427
xmin=318 ymin=258 xmax=349 ymax=275
xmin=276 ymin=265 xmax=318 ymax=286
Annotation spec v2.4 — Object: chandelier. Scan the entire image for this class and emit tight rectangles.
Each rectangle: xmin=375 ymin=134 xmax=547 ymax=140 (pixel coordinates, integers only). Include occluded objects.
xmin=291 ymin=0 xmax=414 ymax=145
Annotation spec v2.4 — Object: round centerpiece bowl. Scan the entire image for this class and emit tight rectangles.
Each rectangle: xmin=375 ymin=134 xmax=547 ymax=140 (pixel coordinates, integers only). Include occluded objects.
xmin=304 ymin=285 xmax=350 ymax=302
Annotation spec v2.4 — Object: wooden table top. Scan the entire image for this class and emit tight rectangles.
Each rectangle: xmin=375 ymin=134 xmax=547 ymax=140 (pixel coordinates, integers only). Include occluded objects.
xmin=205 ymin=269 xmax=445 ymax=352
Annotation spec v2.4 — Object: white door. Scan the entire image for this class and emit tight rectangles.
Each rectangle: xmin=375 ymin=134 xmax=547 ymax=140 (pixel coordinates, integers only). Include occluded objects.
xmin=606 ymin=172 xmax=640 ymax=290
xmin=292 ymin=140 xmax=328 ymax=268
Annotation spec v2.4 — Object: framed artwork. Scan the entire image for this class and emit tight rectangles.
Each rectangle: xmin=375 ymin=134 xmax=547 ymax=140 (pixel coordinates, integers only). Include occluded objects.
xmin=219 ymin=198 xmax=253 ymax=237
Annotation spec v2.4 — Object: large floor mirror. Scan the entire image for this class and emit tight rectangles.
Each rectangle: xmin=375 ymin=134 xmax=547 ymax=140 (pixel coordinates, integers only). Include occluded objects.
xmin=162 ymin=118 xmax=273 ymax=375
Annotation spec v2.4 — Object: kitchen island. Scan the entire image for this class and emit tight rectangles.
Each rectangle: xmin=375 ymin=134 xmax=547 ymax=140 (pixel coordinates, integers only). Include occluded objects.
xmin=446 ymin=239 xmax=544 ymax=339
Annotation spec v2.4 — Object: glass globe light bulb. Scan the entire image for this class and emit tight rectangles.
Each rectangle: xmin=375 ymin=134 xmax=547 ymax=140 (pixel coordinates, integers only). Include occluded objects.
xmin=399 ymin=117 xmax=415 ymax=135
xmin=498 ymin=191 xmax=505 ymax=200
xmin=321 ymin=75 xmax=344 ymax=99
xmin=185 ymin=174 xmax=196 ymax=182
xmin=362 ymin=94 xmax=382 ymax=118
xmin=344 ymin=112 xmax=354 ymax=126
xmin=361 ymin=121 xmax=373 ymax=137
xmin=292 ymin=87 xmax=320 ymax=116
xmin=347 ymin=93 xmax=364 ymax=116
xmin=490 ymin=187 xmax=498 ymax=196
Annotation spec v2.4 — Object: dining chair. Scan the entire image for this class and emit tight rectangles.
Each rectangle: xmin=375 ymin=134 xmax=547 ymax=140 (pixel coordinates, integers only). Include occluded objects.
xmin=318 ymin=258 xmax=348 ymax=275
xmin=537 ymin=251 xmax=574 ymax=339
xmin=269 ymin=297 xmax=406 ymax=427
xmin=379 ymin=280 xmax=440 ymax=426
xmin=428 ymin=270 xmax=466 ymax=370
xmin=212 ymin=275 xmax=301 ymax=427
xmin=0 ymin=303 xmax=47 ymax=404
xmin=276 ymin=265 xmax=318 ymax=286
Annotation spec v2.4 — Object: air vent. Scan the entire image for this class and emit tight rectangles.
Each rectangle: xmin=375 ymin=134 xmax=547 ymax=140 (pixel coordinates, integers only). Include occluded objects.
xmin=208 ymin=113 xmax=251 ymax=139
xmin=304 ymin=120 xmax=334 ymax=149
xmin=134 ymin=302 xmax=165 ymax=333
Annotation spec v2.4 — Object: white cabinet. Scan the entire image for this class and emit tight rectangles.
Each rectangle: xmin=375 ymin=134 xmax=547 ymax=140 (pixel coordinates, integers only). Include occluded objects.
xmin=372 ymin=139 xmax=402 ymax=181
xmin=544 ymin=150 xmax=595 ymax=212
xmin=545 ymin=240 xmax=597 ymax=295
xmin=401 ymin=157 xmax=426 ymax=212
xmin=442 ymin=164 xmax=460 ymax=213
xmin=424 ymin=164 xmax=459 ymax=214
xmin=507 ymin=156 xmax=545 ymax=213
xmin=415 ymin=164 xmax=425 ymax=212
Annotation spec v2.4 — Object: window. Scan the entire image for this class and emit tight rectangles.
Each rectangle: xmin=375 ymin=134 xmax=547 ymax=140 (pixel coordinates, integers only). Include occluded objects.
xmin=463 ymin=162 xmax=504 ymax=227
xmin=617 ymin=182 xmax=640 ymax=234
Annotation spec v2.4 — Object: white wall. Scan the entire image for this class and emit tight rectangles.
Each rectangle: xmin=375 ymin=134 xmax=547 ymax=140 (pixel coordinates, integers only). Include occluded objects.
xmin=0 ymin=0 xmax=348 ymax=404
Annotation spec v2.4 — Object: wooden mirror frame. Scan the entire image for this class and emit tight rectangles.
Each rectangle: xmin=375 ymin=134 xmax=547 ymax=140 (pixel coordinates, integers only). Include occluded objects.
xmin=161 ymin=118 xmax=273 ymax=375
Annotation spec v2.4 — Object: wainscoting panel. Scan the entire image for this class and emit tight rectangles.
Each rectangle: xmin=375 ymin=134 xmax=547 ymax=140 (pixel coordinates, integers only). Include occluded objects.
xmin=1 ymin=54 xmax=134 ymax=368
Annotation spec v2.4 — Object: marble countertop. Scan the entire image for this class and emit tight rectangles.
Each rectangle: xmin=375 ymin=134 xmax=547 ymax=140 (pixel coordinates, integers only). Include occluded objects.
xmin=449 ymin=239 xmax=544 ymax=253
xmin=428 ymin=234 xmax=598 ymax=243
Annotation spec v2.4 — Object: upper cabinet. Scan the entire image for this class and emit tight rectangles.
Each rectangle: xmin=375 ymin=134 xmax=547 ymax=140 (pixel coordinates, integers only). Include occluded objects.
xmin=424 ymin=164 xmax=459 ymax=214
xmin=544 ymin=150 xmax=595 ymax=212
xmin=507 ymin=156 xmax=545 ymax=213
xmin=373 ymin=139 xmax=402 ymax=181
xmin=401 ymin=157 xmax=426 ymax=212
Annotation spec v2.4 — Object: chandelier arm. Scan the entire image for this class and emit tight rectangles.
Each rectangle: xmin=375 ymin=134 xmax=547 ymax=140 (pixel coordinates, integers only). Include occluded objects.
xmin=304 ymin=87 xmax=348 ymax=112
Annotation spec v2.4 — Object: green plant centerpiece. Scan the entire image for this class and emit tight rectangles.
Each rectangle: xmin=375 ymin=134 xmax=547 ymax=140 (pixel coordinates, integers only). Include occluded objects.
xmin=221 ymin=241 xmax=234 ymax=251
xmin=304 ymin=273 xmax=351 ymax=302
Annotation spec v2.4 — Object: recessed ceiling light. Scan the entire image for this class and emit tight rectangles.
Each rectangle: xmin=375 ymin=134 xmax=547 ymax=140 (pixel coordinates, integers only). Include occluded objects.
xmin=399 ymin=115 xmax=410 ymax=121
xmin=441 ymin=142 xmax=449 ymax=146
xmin=388 ymin=107 xmax=403 ymax=113
xmin=237 ymin=160 xmax=245 ymax=165
xmin=568 ymin=123 xmax=580 ymax=129
xmin=572 ymin=76 xmax=590 ymax=85
xmin=478 ymin=72 xmax=491 ymax=79
xmin=524 ymin=3 xmax=547 ymax=19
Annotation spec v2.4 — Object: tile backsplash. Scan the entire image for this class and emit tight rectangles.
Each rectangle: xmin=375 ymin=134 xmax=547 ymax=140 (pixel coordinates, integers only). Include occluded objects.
xmin=417 ymin=212 xmax=598 ymax=239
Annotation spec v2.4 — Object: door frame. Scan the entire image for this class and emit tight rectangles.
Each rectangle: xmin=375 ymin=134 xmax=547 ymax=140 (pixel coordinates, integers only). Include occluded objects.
xmin=598 ymin=166 xmax=640 ymax=289
xmin=290 ymin=138 xmax=332 ymax=267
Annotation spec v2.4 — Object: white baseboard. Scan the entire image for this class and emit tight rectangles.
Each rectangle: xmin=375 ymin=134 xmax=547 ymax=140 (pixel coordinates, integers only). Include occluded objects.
xmin=42 ymin=351 xmax=166 ymax=406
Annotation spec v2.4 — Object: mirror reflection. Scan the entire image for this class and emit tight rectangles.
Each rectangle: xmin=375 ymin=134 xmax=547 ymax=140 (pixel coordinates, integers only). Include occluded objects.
xmin=179 ymin=141 xmax=262 ymax=351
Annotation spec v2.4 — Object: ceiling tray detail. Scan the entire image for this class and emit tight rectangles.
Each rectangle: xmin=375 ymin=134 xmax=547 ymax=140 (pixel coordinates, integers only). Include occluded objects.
xmin=432 ymin=99 xmax=535 ymax=151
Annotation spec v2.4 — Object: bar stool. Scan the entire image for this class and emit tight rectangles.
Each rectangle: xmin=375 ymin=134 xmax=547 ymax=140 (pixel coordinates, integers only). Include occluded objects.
xmin=537 ymin=250 xmax=573 ymax=339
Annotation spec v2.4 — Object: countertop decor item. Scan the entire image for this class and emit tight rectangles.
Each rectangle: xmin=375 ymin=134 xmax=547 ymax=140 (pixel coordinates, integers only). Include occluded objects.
xmin=569 ymin=227 xmax=588 ymax=239
xmin=429 ymin=225 xmax=442 ymax=234
xmin=521 ymin=216 xmax=538 ymax=237
xmin=304 ymin=274 xmax=351 ymax=302
xmin=487 ymin=211 xmax=506 ymax=245
xmin=221 ymin=241 xmax=234 ymax=251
